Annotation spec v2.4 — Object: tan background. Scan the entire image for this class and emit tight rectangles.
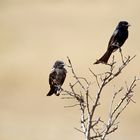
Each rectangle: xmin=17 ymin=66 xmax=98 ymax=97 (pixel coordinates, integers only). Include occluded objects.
xmin=0 ymin=0 xmax=140 ymax=140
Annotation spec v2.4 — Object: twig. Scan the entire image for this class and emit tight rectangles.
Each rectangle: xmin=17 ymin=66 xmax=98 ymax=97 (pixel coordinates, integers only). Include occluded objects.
xmin=62 ymin=55 xmax=138 ymax=140
xmin=89 ymin=68 xmax=100 ymax=88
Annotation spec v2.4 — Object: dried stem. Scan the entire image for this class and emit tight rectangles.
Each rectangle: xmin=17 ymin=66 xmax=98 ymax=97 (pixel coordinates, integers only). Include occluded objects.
xmin=62 ymin=54 xmax=138 ymax=140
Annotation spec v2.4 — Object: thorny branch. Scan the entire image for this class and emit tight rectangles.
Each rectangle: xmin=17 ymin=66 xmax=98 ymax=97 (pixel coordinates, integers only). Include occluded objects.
xmin=62 ymin=55 xmax=139 ymax=140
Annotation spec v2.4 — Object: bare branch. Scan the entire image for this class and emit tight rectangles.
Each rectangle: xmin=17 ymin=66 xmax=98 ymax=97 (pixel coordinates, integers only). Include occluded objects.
xmin=89 ymin=68 xmax=100 ymax=88
xmin=101 ymin=76 xmax=139 ymax=140
xmin=74 ymin=127 xmax=85 ymax=134
xmin=62 ymin=55 xmax=138 ymax=140
xmin=67 ymin=56 xmax=87 ymax=91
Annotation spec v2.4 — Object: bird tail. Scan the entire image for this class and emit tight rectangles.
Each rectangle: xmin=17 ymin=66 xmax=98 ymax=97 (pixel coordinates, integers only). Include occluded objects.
xmin=94 ymin=50 xmax=112 ymax=64
xmin=47 ymin=88 xmax=55 ymax=96
xmin=46 ymin=86 xmax=60 ymax=96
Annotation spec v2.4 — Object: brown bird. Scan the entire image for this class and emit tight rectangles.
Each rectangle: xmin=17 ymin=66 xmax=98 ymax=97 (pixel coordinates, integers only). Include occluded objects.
xmin=94 ymin=21 xmax=130 ymax=64
xmin=47 ymin=60 xmax=67 ymax=96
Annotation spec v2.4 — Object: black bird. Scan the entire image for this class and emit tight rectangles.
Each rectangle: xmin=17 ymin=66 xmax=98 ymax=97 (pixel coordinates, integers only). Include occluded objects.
xmin=94 ymin=21 xmax=130 ymax=64
xmin=47 ymin=60 xmax=67 ymax=96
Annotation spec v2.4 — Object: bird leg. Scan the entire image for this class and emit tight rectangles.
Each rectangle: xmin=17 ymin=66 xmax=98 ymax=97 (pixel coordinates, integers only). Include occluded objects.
xmin=119 ymin=48 xmax=125 ymax=64
xmin=55 ymin=85 xmax=61 ymax=96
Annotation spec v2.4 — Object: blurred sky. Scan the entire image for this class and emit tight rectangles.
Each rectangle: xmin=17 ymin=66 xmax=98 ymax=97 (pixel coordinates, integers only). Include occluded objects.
xmin=0 ymin=0 xmax=140 ymax=140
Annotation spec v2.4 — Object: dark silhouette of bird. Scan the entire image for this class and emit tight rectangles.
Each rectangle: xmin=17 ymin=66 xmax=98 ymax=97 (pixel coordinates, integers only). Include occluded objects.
xmin=47 ymin=60 xmax=67 ymax=96
xmin=94 ymin=21 xmax=130 ymax=64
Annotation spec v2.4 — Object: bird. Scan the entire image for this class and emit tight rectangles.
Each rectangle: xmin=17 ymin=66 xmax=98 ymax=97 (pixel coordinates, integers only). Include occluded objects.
xmin=94 ymin=21 xmax=130 ymax=64
xmin=47 ymin=60 xmax=67 ymax=96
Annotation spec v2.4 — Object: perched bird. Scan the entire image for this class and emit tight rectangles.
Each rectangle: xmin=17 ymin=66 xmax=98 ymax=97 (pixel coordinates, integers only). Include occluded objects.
xmin=94 ymin=21 xmax=130 ymax=64
xmin=47 ymin=60 xmax=67 ymax=96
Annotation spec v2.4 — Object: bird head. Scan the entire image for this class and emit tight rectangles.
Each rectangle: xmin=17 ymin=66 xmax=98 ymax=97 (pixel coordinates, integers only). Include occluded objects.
xmin=118 ymin=21 xmax=130 ymax=29
xmin=53 ymin=60 xmax=65 ymax=69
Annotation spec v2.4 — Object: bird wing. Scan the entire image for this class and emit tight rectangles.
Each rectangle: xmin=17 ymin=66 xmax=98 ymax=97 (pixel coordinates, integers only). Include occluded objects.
xmin=49 ymin=68 xmax=57 ymax=87
xmin=108 ymin=29 xmax=119 ymax=50
xmin=49 ymin=68 xmax=67 ymax=87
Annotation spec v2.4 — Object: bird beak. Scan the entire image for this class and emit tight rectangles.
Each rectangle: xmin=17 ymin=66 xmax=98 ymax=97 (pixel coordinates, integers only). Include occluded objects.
xmin=127 ymin=24 xmax=131 ymax=27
